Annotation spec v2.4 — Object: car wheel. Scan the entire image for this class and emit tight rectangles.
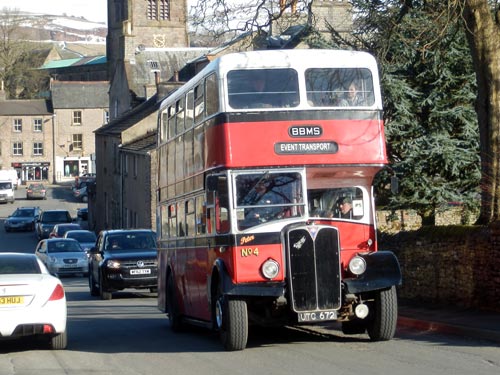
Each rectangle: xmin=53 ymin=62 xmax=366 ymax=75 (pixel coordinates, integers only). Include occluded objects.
xmin=89 ymin=270 xmax=99 ymax=297
xmin=166 ymin=272 xmax=183 ymax=332
xmin=366 ymin=286 xmax=398 ymax=341
xmin=214 ymin=282 xmax=248 ymax=351
xmin=99 ymin=274 xmax=112 ymax=300
xmin=49 ymin=330 xmax=67 ymax=350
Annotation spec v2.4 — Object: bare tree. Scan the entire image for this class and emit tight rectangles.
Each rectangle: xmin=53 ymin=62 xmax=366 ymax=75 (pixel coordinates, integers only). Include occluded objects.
xmin=189 ymin=0 xmax=309 ymax=42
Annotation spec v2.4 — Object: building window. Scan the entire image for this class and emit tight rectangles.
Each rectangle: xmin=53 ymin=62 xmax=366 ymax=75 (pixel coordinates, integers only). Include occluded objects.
xmin=13 ymin=118 xmax=22 ymax=132
xmin=73 ymin=111 xmax=82 ymax=125
xmin=147 ymin=0 xmax=169 ymax=20
xmin=33 ymin=142 xmax=43 ymax=156
xmin=13 ymin=142 xmax=23 ymax=156
xmin=72 ymin=134 xmax=83 ymax=150
xmin=104 ymin=110 xmax=109 ymax=124
xmin=33 ymin=118 xmax=43 ymax=132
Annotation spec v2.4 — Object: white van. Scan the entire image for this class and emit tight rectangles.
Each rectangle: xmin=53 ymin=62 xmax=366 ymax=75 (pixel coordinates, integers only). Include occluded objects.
xmin=0 ymin=180 xmax=14 ymax=203
xmin=0 ymin=169 xmax=19 ymax=190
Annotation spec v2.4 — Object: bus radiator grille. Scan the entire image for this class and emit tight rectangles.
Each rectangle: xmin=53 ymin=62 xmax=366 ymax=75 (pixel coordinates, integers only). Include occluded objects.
xmin=286 ymin=226 xmax=341 ymax=312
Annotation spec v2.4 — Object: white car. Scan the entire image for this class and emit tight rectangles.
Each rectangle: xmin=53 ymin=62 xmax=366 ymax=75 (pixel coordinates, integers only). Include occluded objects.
xmin=0 ymin=253 xmax=67 ymax=349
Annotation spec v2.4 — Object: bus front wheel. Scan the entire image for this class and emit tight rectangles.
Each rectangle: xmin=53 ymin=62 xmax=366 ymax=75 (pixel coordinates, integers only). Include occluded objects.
xmin=367 ymin=286 xmax=398 ymax=341
xmin=214 ymin=285 xmax=248 ymax=351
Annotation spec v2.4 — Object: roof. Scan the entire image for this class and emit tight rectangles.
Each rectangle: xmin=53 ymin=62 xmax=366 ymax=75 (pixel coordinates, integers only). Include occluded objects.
xmin=128 ymin=49 xmax=209 ymax=95
xmin=95 ymin=94 xmax=160 ymax=136
xmin=40 ymin=55 xmax=106 ymax=69
xmin=120 ymin=132 xmax=157 ymax=154
xmin=0 ymin=99 xmax=53 ymax=116
xmin=51 ymin=81 xmax=109 ymax=109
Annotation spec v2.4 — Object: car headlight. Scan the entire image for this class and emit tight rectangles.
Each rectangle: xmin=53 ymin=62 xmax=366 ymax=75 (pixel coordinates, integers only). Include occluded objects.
xmin=261 ymin=258 xmax=280 ymax=280
xmin=348 ymin=256 xmax=366 ymax=276
xmin=49 ymin=256 xmax=58 ymax=263
xmin=107 ymin=260 xmax=121 ymax=269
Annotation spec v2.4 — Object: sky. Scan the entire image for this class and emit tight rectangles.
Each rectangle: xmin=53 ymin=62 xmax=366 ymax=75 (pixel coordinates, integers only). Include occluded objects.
xmin=0 ymin=0 xmax=108 ymax=24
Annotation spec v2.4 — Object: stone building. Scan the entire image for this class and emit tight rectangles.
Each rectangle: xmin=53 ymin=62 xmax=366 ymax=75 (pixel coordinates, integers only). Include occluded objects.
xmin=50 ymin=81 xmax=109 ymax=181
xmin=0 ymin=96 xmax=53 ymax=184
xmin=93 ymin=0 xmax=208 ymax=232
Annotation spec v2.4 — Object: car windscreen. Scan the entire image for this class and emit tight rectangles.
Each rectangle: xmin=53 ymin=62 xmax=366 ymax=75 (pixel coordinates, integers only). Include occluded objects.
xmin=42 ymin=212 xmax=71 ymax=223
xmin=105 ymin=233 xmax=156 ymax=250
xmin=0 ymin=255 xmax=41 ymax=274
xmin=68 ymin=232 xmax=96 ymax=242
xmin=47 ymin=241 xmax=84 ymax=253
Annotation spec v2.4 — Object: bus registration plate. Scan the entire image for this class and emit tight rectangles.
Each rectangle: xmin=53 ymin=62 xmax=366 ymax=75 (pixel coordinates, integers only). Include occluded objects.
xmin=297 ymin=310 xmax=337 ymax=322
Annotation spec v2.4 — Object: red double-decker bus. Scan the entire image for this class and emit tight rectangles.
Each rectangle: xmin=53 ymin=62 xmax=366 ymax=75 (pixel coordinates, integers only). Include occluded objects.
xmin=156 ymin=49 xmax=401 ymax=351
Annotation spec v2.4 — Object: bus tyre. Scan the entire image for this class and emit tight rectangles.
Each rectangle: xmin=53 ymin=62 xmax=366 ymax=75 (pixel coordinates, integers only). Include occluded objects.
xmin=215 ymin=290 xmax=248 ymax=351
xmin=367 ymin=286 xmax=398 ymax=341
xmin=167 ymin=273 xmax=183 ymax=332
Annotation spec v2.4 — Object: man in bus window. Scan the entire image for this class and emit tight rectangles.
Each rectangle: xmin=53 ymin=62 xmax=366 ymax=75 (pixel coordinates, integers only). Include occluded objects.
xmin=340 ymin=82 xmax=364 ymax=106
xmin=338 ymin=197 xmax=353 ymax=219
xmin=244 ymin=181 xmax=286 ymax=223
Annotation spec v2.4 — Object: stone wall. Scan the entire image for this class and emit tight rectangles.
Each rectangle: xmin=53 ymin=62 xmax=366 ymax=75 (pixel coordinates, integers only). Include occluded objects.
xmin=379 ymin=225 xmax=500 ymax=312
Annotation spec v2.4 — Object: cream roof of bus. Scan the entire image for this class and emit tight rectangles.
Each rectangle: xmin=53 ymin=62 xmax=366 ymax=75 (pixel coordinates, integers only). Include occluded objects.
xmin=215 ymin=49 xmax=379 ymax=71
xmin=159 ymin=49 xmax=382 ymax=111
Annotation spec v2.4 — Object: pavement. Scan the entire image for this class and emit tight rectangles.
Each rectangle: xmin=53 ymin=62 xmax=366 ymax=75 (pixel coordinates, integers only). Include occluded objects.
xmin=398 ymin=302 xmax=500 ymax=344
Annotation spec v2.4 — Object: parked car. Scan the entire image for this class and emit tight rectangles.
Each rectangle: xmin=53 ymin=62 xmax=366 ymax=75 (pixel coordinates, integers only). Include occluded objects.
xmin=4 ymin=206 xmax=41 ymax=232
xmin=49 ymin=223 xmax=82 ymax=238
xmin=26 ymin=183 xmax=47 ymax=200
xmin=88 ymin=229 xmax=157 ymax=300
xmin=0 ymin=252 xmax=67 ymax=349
xmin=0 ymin=180 xmax=14 ymax=204
xmin=73 ymin=185 xmax=88 ymax=202
xmin=63 ymin=230 xmax=97 ymax=252
xmin=35 ymin=238 xmax=88 ymax=277
xmin=36 ymin=209 xmax=73 ymax=240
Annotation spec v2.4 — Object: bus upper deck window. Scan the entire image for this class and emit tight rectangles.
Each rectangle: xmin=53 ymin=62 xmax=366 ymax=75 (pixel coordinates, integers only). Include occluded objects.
xmin=305 ymin=68 xmax=375 ymax=107
xmin=227 ymin=69 xmax=299 ymax=109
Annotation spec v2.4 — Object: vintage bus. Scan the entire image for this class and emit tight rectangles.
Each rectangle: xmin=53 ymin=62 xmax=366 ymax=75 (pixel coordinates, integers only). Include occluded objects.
xmin=156 ymin=49 xmax=401 ymax=351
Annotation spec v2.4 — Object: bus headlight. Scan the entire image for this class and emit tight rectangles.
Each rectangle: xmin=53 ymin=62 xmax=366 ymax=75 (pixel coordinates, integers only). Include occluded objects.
xmin=261 ymin=259 xmax=280 ymax=280
xmin=349 ymin=256 xmax=366 ymax=276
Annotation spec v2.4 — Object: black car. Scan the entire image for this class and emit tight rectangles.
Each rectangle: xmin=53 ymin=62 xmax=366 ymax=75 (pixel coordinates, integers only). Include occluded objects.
xmin=88 ymin=229 xmax=157 ymax=300
xmin=4 ymin=206 xmax=41 ymax=232
xmin=36 ymin=209 xmax=73 ymax=240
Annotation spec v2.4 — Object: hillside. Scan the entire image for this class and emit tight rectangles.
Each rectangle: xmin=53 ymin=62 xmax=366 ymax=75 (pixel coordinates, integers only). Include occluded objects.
xmin=13 ymin=11 xmax=107 ymax=56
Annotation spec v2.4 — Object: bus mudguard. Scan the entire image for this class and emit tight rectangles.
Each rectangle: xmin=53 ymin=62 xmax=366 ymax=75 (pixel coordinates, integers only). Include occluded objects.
xmin=343 ymin=251 xmax=402 ymax=294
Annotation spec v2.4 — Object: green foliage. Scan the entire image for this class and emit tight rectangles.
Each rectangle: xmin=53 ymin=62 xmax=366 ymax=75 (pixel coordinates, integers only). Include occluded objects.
xmin=310 ymin=0 xmax=481 ymax=224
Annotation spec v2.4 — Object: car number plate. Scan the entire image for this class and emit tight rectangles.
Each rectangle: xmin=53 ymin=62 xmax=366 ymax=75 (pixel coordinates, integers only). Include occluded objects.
xmin=297 ymin=310 xmax=337 ymax=322
xmin=64 ymin=264 xmax=79 ymax=268
xmin=130 ymin=269 xmax=151 ymax=275
xmin=0 ymin=296 xmax=24 ymax=305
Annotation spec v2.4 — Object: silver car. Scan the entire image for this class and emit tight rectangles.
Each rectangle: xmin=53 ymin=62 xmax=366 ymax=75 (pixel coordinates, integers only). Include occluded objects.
xmin=35 ymin=238 xmax=89 ymax=277
xmin=63 ymin=230 xmax=97 ymax=252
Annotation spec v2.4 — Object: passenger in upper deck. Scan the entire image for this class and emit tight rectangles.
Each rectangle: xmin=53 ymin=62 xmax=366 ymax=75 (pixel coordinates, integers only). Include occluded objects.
xmin=340 ymin=82 xmax=365 ymax=106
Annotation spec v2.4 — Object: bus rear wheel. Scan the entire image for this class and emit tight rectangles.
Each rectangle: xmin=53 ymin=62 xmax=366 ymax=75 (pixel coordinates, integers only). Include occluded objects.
xmin=367 ymin=286 xmax=398 ymax=341
xmin=214 ymin=286 xmax=248 ymax=351
xmin=166 ymin=273 xmax=183 ymax=332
